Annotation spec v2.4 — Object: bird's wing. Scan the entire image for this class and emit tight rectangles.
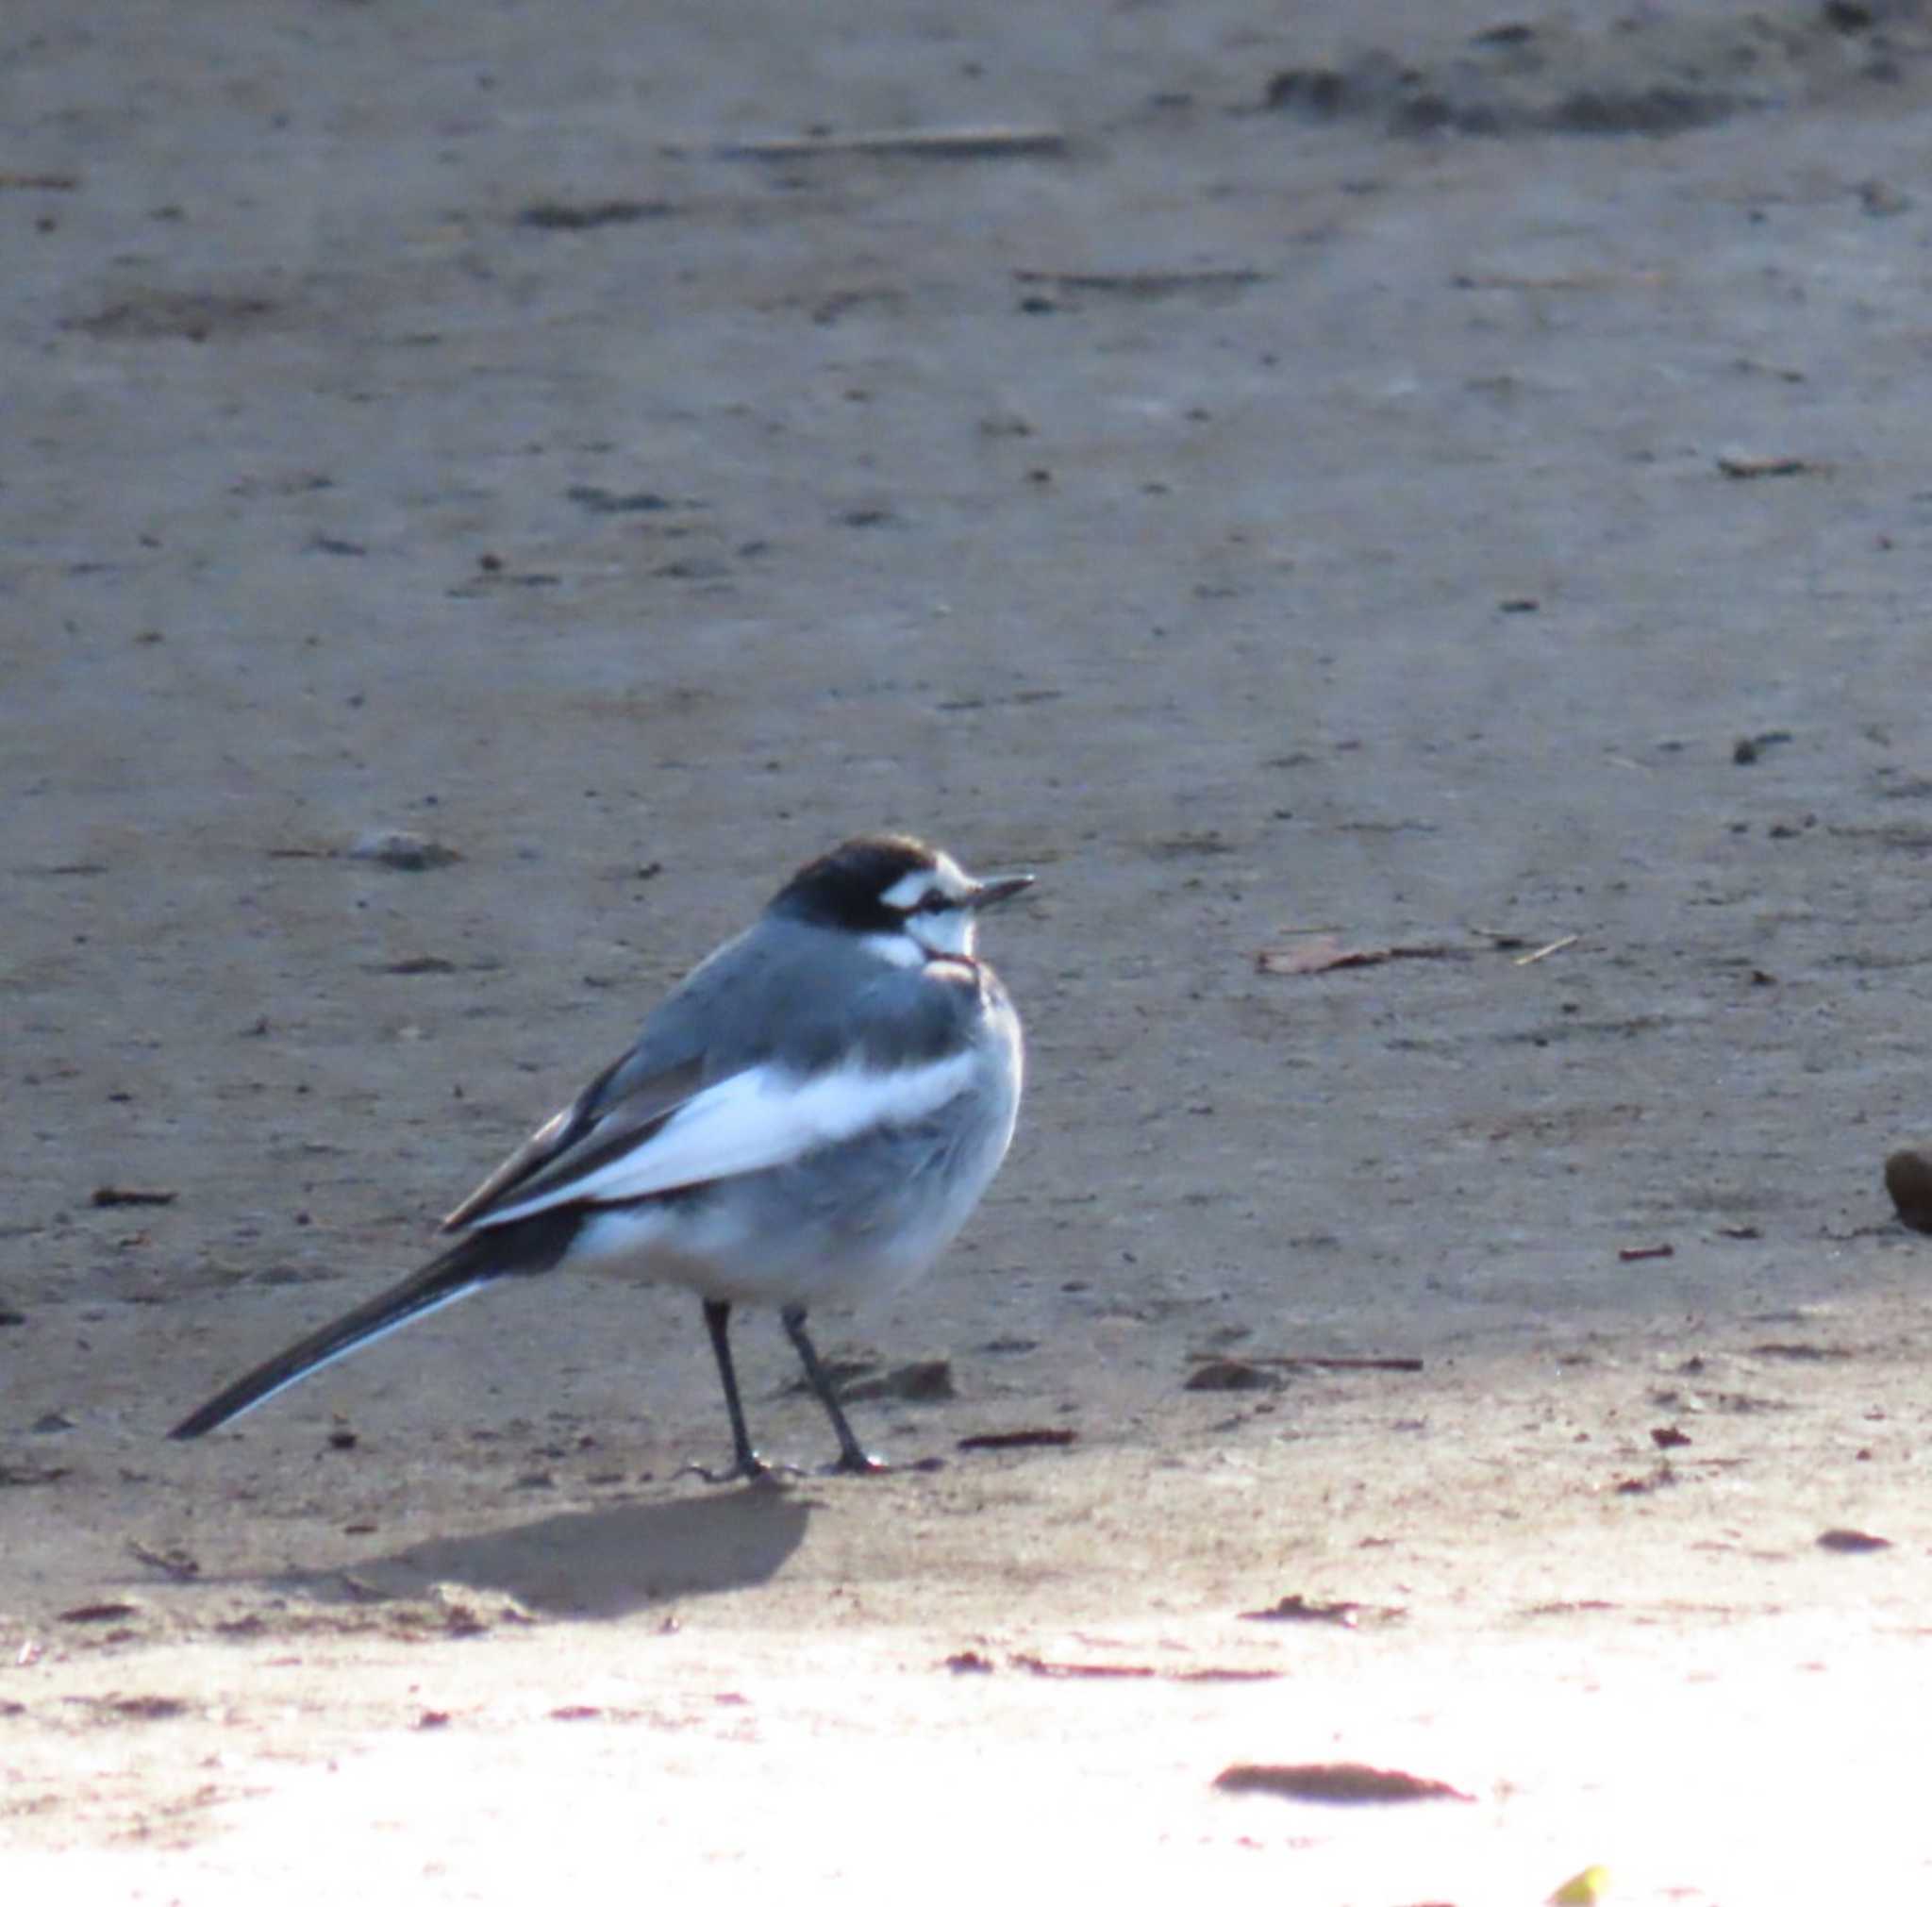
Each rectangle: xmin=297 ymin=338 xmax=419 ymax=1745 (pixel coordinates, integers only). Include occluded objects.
xmin=466 ymin=1046 xmax=980 ymax=1230
xmin=443 ymin=919 xmax=981 ymax=1234
xmin=440 ymin=1052 xmax=707 ymax=1232
xmin=440 ymin=922 xmax=771 ymax=1233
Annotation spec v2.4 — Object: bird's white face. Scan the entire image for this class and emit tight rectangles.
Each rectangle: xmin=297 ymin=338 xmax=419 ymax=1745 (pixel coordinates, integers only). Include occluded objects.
xmin=876 ymin=852 xmax=982 ymax=960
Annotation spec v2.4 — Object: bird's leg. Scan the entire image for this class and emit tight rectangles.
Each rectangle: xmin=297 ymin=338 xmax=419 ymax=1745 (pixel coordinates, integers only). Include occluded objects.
xmin=697 ymin=1298 xmax=769 ymax=1482
xmin=780 ymin=1303 xmax=887 ymax=1475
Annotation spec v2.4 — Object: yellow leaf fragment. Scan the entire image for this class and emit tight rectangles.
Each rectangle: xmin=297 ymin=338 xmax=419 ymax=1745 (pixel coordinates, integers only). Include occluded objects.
xmin=1549 ymin=1864 xmax=1611 ymax=1904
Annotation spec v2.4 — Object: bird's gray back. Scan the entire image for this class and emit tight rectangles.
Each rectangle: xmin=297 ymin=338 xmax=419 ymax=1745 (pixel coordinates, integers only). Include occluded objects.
xmin=593 ymin=916 xmax=996 ymax=1112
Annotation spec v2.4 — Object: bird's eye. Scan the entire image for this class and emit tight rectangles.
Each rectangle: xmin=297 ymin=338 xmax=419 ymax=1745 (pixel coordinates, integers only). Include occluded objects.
xmin=912 ymin=891 xmax=953 ymax=914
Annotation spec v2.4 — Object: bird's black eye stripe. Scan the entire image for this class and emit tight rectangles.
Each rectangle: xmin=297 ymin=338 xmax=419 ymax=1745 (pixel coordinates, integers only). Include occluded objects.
xmin=907 ymin=890 xmax=954 ymax=914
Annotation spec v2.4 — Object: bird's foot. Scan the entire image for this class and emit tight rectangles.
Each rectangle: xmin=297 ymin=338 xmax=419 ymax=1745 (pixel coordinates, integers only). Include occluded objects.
xmin=685 ymin=1451 xmax=772 ymax=1486
xmin=826 ymin=1447 xmax=891 ymax=1478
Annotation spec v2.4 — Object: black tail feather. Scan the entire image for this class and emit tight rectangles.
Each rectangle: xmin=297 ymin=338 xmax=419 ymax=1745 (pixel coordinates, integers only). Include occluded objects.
xmin=169 ymin=1213 xmax=580 ymax=1440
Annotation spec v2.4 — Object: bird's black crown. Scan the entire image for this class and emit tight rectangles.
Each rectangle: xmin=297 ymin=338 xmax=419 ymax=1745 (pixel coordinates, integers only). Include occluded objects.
xmin=771 ymin=834 xmax=941 ymax=933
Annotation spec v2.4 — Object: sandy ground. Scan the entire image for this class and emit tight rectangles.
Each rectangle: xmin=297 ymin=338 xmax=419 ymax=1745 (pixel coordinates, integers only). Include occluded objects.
xmin=9 ymin=1 xmax=1932 ymax=1898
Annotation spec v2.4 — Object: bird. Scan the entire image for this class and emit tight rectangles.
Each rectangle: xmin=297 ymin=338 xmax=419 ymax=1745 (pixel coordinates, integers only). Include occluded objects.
xmin=169 ymin=833 xmax=1033 ymax=1478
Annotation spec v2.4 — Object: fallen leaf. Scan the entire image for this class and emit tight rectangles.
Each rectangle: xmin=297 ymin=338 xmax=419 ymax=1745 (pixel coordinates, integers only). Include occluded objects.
xmin=1214 ymin=1761 xmax=1474 ymax=1804
xmin=107 ymin=1695 xmax=188 ymax=1721
xmin=1257 ymin=935 xmax=1383 ymax=975
xmin=1549 ymin=1863 xmax=1613 ymax=1904
xmin=1237 ymin=1593 xmax=1407 ymax=1629
xmin=1611 ymin=1462 xmax=1678 ymax=1495
xmin=58 ymin=1601 xmax=141 ymax=1625
xmin=1250 ymin=1354 xmax=1424 ymax=1374
xmin=957 ymin=1427 xmax=1077 ymax=1451
xmin=1256 ymin=936 xmax=1468 ymax=976
xmin=1817 ymin=1528 xmax=1891 ymax=1554
xmin=521 ymin=202 xmax=677 ymax=232
xmin=1716 ymin=452 xmax=1817 ymax=478
xmin=1012 ymin=1654 xmax=1156 ymax=1681
xmin=1172 ymin=1666 xmax=1284 ymax=1683
xmin=1013 ymin=267 xmax=1269 ymax=297
xmin=721 ymin=125 xmax=1069 ymax=161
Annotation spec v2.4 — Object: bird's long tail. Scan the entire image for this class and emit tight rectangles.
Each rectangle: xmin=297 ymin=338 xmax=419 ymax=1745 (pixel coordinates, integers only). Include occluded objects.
xmin=169 ymin=1212 xmax=580 ymax=1439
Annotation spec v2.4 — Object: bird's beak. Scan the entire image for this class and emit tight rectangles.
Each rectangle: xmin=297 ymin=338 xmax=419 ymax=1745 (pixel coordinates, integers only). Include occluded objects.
xmin=968 ymin=872 xmax=1036 ymax=910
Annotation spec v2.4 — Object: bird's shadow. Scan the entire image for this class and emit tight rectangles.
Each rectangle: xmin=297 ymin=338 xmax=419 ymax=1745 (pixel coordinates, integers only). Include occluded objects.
xmin=281 ymin=1481 xmax=813 ymax=1620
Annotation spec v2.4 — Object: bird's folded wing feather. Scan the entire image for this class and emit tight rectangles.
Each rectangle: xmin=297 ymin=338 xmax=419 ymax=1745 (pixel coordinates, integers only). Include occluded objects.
xmin=440 ymin=1053 xmax=706 ymax=1232
xmin=469 ymin=1046 xmax=979 ymax=1229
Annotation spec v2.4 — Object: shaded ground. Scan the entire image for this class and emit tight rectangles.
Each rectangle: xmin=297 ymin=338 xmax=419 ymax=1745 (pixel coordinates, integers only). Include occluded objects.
xmin=8 ymin=1 xmax=1932 ymax=1897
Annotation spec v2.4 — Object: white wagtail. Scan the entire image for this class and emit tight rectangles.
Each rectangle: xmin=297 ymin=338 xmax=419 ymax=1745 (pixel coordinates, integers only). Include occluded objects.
xmin=170 ymin=834 xmax=1033 ymax=1477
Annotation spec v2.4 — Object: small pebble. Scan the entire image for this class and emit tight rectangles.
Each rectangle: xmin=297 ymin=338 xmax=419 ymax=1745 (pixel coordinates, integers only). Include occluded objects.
xmin=1185 ymin=1358 xmax=1284 ymax=1394
xmin=349 ymin=828 xmax=460 ymax=871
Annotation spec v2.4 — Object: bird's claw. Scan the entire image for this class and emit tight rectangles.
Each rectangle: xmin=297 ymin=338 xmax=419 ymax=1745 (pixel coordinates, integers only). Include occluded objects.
xmin=684 ymin=1452 xmax=807 ymax=1487
xmin=827 ymin=1448 xmax=891 ymax=1477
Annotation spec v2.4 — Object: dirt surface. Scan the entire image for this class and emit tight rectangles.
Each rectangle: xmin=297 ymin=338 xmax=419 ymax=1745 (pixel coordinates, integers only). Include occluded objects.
xmin=9 ymin=2 xmax=1932 ymax=1898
